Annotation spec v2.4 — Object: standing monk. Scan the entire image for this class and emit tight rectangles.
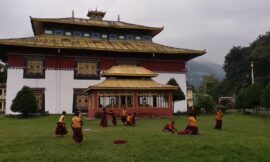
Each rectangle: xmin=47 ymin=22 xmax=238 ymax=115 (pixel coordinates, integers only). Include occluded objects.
xmin=100 ymin=108 xmax=109 ymax=127
xmin=71 ymin=111 xmax=83 ymax=143
xmin=110 ymin=109 xmax=117 ymax=126
xmin=215 ymin=110 xmax=224 ymax=130
xmin=121 ymin=107 xmax=128 ymax=125
xmin=55 ymin=111 xmax=68 ymax=136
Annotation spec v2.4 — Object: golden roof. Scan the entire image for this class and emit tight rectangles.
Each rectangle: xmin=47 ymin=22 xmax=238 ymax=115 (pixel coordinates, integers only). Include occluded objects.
xmin=0 ymin=35 xmax=206 ymax=55
xmin=102 ymin=66 xmax=158 ymax=77
xmin=84 ymin=79 xmax=178 ymax=91
xmin=31 ymin=17 xmax=163 ymax=37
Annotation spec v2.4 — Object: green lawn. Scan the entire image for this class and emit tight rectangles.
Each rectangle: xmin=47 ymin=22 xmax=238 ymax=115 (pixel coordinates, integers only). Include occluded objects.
xmin=0 ymin=114 xmax=270 ymax=162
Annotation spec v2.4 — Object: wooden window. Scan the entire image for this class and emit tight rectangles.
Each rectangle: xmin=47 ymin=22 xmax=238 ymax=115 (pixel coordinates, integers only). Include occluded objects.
xmin=24 ymin=58 xmax=45 ymax=79
xmin=74 ymin=31 xmax=82 ymax=37
xmin=126 ymin=35 xmax=134 ymax=40
xmin=44 ymin=29 xmax=53 ymax=35
xmin=83 ymin=33 xmax=90 ymax=37
xmin=55 ymin=30 xmax=63 ymax=36
xmin=92 ymin=32 xmax=100 ymax=39
xmin=143 ymin=36 xmax=152 ymax=42
xmin=135 ymin=36 xmax=142 ymax=41
xmin=98 ymin=91 xmax=134 ymax=109
xmin=138 ymin=92 xmax=169 ymax=108
xmin=73 ymin=89 xmax=89 ymax=113
xmin=118 ymin=35 xmax=125 ymax=40
xmin=109 ymin=34 xmax=117 ymax=40
xmin=101 ymin=34 xmax=108 ymax=39
xmin=31 ymin=88 xmax=45 ymax=112
xmin=65 ymin=31 xmax=72 ymax=36
xmin=74 ymin=60 xmax=100 ymax=79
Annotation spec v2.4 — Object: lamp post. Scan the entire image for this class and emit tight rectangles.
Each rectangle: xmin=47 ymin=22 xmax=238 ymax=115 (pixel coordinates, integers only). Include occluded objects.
xmin=251 ymin=61 xmax=254 ymax=85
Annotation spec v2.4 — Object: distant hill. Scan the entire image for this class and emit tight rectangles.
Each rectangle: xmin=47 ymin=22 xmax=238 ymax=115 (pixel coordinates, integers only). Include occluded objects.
xmin=186 ymin=61 xmax=225 ymax=89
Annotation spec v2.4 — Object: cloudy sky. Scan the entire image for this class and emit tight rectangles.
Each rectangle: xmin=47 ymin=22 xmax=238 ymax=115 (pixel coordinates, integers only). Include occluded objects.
xmin=1 ymin=0 xmax=270 ymax=65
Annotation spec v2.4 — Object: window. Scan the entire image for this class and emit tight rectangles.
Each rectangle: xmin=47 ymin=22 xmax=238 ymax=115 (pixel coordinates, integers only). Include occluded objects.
xmin=74 ymin=60 xmax=100 ymax=79
xmin=31 ymin=88 xmax=45 ymax=112
xmin=109 ymin=34 xmax=117 ymax=40
xmin=99 ymin=94 xmax=133 ymax=109
xmin=24 ymin=58 xmax=45 ymax=79
xmin=92 ymin=32 xmax=100 ymax=39
xmin=138 ymin=92 xmax=169 ymax=108
xmin=143 ymin=36 xmax=152 ymax=41
xmin=126 ymin=35 xmax=134 ymax=41
xmin=73 ymin=89 xmax=89 ymax=113
xmin=65 ymin=31 xmax=72 ymax=36
xmin=73 ymin=31 xmax=82 ymax=37
xmin=83 ymin=33 xmax=90 ymax=37
xmin=44 ymin=29 xmax=53 ymax=35
xmin=118 ymin=35 xmax=125 ymax=40
xmin=54 ymin=30 xmax=63 ymax=36
xmin=135 ymin=36 xmax=142 ymax=41
xmin=101 ymin=34 xmax=108 ymax=39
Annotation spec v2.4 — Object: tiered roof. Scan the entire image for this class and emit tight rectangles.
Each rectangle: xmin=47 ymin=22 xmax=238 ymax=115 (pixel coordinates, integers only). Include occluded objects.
xmin=0 ymin=10 xmax=206 ymax=58
xmin=0 ymin=35 xmax=205 ymax=55
xmin=85 ymin=65 xmax=177 ymax=91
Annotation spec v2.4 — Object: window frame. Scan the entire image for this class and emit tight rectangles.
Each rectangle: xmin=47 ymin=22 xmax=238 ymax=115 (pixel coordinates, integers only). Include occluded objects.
xmin=23 ymin=57 xmax=45 ymax=79
xmin=74 ymin=59 xmax=100 ymax=80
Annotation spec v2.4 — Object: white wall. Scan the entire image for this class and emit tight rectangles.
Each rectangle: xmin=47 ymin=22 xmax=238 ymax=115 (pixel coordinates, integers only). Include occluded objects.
xmin=6 ymin=69 xmax=187 ymax=114
xmin=153 ymin=72 xmax=187 ymax=112
xmin=6 ymin=68 xmax=104 ymax=114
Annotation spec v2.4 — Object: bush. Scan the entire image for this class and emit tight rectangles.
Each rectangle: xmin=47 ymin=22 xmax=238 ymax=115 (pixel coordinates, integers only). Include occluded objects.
xmin=11 ymin=86 xmax=38 ymax=117
xmin=195 ymin=94 xmax=215 ymax=113
xmin=95 ymin=112 xmax=102 ymax=119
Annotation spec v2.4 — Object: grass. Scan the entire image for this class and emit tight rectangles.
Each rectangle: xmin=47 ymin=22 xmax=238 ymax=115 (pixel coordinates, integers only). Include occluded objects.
xmin=0 ymin=114 xmax=270 ymax=162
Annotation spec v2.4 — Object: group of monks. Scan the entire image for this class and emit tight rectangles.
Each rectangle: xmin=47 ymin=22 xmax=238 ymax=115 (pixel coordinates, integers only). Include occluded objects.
xmin=163 ymin=109 xmax=224 ymax=135
xmin=100 ymin=107 xmax=136 ymax=127
xmin=54 ymin=107 xmax=224 ymax=144
xmin=55 ymin=110 xmax=83 ymax=144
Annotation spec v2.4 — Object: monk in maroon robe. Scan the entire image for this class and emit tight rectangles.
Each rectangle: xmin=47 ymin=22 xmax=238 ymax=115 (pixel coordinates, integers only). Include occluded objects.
xmin=100 ymin=108 xmax=108 ymax=127
xmin=110 ymin=109 xmax=117 ymax=126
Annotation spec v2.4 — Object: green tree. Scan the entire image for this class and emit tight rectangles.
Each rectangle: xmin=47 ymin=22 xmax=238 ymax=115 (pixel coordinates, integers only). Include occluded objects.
xmin=199 ymin=75 xmax=221 ymax=102
xmin=11 ymin=86 xmax=38 ymax=117
xmin=195 ymin=94 xmax=215 ymax=113
xmin=223 ymin=46 xmax=250 ymax=95
xmin=261 ymin=83 xmax=270 ymax=110
xmin=235 ymin=87 xmax=248 ymax=111
xmin=244 ymin=84 xmax=263 ymax=113
xmin=223 ymin=31 xmax=270 ymax=97
xmin=236 ymin=84 xmax=263 ymax=113
xmin=166 ymin=78 xmax=185 ymax=101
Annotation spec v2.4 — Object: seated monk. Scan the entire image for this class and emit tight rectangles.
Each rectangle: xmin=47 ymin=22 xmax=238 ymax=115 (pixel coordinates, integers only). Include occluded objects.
xmin=126 ymin=113 xmax=133 ymax=126
xmin=178 ymin=113 xmax=199 ymax=135
xmin=163 ymin=120 xmax=177 ymax=133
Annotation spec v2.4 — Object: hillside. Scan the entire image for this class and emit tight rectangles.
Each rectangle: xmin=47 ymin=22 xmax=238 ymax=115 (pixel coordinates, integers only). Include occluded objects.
xmin=186 ymin=60 xmax=225 ymax=88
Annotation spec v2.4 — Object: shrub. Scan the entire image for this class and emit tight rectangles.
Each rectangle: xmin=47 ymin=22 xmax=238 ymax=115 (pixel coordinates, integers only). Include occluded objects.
xmin=11 ymin=86 xmax=38 ymax=117
xmin=195 ymin=94 xmax=215 ymax=113
xmin=95 ymin=112 xmax=102 ymax=119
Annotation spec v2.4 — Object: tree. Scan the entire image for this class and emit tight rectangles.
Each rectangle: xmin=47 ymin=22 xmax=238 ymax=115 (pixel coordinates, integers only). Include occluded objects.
xmin=236 ymin=84 xmax=263 ymax=113
xmin=11 ymin=86 xmax=38 ymax=117
xmin=195 ymin=94 xmax=215 ymax=113
xmin=244 ymin=84 xmax=263 ymax=113
xmin=261 ymin=83 xmax=270 ymax=110
xmin=199 ymin=75 xmax=221 ymax=102
xmin=235 ymin=87 xmax=248 ymax=111
xmin=223 ymin=31 xmax=270 ymax=96
xmin=223 ymin=46 xmax=250 ymax=95
xmin=166 ymin=78 xmax=185 ymax=101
